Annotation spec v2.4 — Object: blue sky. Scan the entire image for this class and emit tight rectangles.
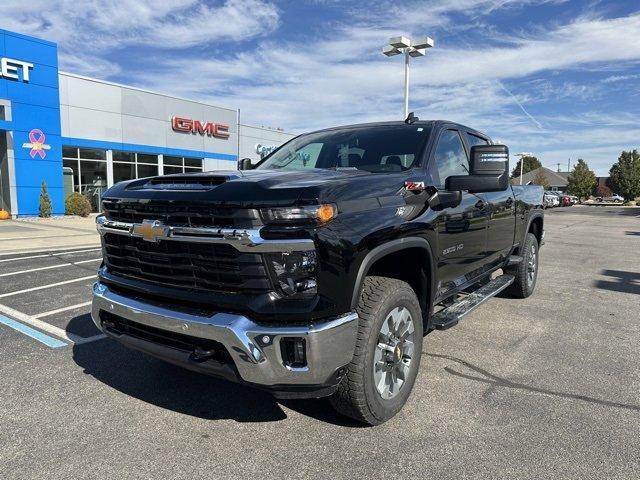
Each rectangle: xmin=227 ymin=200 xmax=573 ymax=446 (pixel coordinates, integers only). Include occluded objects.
xmin=1 ymin=0 xmax=639 ymax=175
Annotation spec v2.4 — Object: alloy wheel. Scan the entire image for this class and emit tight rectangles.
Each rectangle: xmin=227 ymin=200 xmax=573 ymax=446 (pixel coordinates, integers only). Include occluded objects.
xmin=527 ymin=243 xmax=537 ymax=286
xmin=373 ymin=306 xmax=415 ymax=400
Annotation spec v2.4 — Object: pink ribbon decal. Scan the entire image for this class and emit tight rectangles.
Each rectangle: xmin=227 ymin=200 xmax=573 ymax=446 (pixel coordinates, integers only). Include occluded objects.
xmin=28 ymin=129 xmax=46 ymax=158
xmin=22 ymin=128 xmax=51 ymax=159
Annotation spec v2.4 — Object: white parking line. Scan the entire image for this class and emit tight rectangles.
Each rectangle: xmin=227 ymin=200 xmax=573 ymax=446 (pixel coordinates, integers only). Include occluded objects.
xmin=33 ymin=301 xmax=93 ymax=319
xmin=0 ymin=303 xmax=105 ymax=345
xmin=0 ymin=275 xmax=96 ymax=299
xmin=0 ymin=258 xmax=102 ymax=278
xmin=0 ymin=247 xmax=102 ymax=263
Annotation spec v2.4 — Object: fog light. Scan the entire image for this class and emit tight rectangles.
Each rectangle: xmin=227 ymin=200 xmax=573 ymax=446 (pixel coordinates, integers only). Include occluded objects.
xmin=266 ymin=250 xmax=317 ymax=297
xmin=280 ymin=337 xmax=307 ymax=368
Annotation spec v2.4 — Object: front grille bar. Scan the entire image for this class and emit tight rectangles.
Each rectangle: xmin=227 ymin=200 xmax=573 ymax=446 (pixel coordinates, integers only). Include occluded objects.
xmin=96 ymin=215 xmax=313 ymax=253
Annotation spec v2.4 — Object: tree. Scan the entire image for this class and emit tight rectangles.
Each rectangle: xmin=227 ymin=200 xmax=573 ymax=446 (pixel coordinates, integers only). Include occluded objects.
xmin=532 ymin=169 xmax=551 ymax=190
xmin=609 ymin=149 xmax=640 ymax=201
xmin=567 ymin=159 xmax=596 ymax=201
xmin=39 ymin=181 xmax=52 ymax=218
xmin=511 ymin=155 xmax=542 ymax=179
xmin=594 ymin=183 xmax=612 ymax=199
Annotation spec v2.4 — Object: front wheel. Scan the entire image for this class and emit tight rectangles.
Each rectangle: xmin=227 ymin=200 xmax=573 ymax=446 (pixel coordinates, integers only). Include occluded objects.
xmin=505 ymin=232 xmax=539 ymax=298
xmin=329 ymin=276 xmax=423 ymax=425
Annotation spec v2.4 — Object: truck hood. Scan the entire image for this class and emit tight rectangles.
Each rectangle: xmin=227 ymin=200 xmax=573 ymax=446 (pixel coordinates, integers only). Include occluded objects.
xmin=102 ymin=168 xmax=411 ymax=207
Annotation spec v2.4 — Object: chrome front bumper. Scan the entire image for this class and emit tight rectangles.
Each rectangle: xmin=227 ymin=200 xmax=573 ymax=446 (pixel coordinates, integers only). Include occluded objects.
xmin=91 ymin=282 xmax=358 ymax=389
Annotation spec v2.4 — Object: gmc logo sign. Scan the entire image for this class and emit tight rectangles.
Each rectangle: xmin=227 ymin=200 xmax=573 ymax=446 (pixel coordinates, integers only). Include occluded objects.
xmin=171 ymin=116 xmax=230 ymax=139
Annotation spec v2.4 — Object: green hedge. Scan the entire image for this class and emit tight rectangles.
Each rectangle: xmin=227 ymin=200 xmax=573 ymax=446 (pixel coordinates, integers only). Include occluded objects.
xmin=65 ymin=193 xmax=92 ymax=217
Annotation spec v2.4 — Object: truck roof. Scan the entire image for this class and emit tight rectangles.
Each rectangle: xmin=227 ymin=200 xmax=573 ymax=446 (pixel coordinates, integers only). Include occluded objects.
xmin=306 ymin=120 xmax=489 ymax=140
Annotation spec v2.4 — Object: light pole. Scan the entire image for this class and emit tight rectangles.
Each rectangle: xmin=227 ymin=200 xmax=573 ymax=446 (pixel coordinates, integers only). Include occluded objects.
xmin=382 ymin=36 xmax=434 ymax=120
xmin=515 ymin=152 xmax=533 ymax=185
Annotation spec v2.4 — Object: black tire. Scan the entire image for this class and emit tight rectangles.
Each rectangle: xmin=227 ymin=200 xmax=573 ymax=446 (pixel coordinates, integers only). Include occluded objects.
xmin=504 ymin=232 xmax=539 ymax=298
xmin=329 ymin=276 xmax=423 ymax=425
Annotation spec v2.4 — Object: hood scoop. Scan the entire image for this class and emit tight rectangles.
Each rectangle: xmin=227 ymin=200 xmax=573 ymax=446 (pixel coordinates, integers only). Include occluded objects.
xmin=136 ymin=175 xmax=229 ymax=191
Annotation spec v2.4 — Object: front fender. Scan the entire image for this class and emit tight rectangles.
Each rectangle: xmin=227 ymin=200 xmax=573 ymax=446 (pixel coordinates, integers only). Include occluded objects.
xmin=349 ymin=236 xmax=436 ymax=310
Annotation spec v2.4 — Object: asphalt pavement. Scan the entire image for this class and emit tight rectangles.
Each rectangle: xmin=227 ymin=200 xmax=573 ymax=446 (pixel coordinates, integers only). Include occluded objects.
xmin=0 ymin=206 xmax=638 ymax=479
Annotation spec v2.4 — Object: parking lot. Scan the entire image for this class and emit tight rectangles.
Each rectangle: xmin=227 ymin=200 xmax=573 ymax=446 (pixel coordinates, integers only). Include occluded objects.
xmin=0 ymin=206 xmax=639 ymax=479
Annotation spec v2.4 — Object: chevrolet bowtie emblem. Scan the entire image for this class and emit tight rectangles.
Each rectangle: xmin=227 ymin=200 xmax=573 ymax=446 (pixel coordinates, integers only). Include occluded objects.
xmin=131 ymin=220 xmax=169 ymax=242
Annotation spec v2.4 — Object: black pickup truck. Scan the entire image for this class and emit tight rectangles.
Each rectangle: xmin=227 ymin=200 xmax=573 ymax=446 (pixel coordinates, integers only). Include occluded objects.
xmin=92 ymin=119 xmax=544 ymax=425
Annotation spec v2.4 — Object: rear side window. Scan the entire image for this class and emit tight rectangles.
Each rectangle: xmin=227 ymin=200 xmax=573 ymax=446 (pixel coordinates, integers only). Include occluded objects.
xmin=466 ymin=132 xmax=489 ymax=147
xmin=433 ymin=129 xmax=469 ymax=186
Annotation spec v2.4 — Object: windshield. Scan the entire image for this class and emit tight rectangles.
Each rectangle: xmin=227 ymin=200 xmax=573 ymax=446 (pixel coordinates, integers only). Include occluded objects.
xmin=255 ymin=125 xmax=431 ymax=173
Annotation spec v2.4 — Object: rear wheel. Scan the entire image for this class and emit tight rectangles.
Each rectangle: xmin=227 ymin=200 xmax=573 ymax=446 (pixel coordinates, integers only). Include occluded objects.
xmin=329 ymin=276 xmax=423 ymax=425
xmin=505 ymin=232 xmax=539 ymax=298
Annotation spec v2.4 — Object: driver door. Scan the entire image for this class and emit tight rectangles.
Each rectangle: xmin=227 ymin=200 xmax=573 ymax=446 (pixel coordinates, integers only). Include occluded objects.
xmin=429 ymin=128 xmax=489 ymax=297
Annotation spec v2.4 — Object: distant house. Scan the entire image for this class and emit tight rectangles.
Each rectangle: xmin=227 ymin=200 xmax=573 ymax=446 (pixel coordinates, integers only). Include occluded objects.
xmin=595 ymin=177 xmax=611 ymax=189
xmin=511 ymin=167 xmax=569 ymax=192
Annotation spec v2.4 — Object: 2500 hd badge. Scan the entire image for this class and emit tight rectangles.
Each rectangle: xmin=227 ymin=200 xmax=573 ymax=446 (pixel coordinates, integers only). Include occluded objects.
xmin=92 ymin=118 xmax=543 ymax=425
xmin=442 ymin=243 xmax=464 ymax=255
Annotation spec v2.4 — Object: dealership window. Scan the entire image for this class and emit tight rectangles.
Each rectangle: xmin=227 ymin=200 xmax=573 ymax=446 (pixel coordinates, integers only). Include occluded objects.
xmin=112 ymin=150 xmax=159 ymax=183
xmin=163 ymin=156 xmax=203 ymax=174
xmin=62 ymin=147 xmax=108 ymax=212
xmin=0 ymin=105 xmax=5 ymax=120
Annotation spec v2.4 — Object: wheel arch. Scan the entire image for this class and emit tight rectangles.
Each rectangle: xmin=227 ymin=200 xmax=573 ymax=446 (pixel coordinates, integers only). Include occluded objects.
xmin=527 ymin=213 xmax=544 ymax=246
xmin=350 ymin=237 xmax=436 ymax=322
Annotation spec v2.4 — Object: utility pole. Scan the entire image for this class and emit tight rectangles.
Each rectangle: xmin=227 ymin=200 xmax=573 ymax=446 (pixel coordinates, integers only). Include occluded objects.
xmin=515 ymin=152 xmax=533 ymax=185
xmin=403 ymin=49 xmax=410 ymax=119
xmin=567 ymin=158 xmax=570 ymax=172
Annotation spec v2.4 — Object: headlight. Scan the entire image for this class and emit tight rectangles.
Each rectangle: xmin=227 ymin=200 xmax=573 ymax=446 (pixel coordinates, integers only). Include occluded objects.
xmin=265 ymin=250 xmax=317 ymax=297
xmin=260 ymin=204 xmax=337 ymax=225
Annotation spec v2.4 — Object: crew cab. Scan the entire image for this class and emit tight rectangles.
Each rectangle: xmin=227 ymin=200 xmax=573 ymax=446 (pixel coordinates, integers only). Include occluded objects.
xmin=92 ymin=119 xmax=544 ymax=425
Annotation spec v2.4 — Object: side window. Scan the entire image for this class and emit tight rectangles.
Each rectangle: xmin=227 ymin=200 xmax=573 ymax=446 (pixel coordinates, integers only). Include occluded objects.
xmin=433 ymin=130 xmax=469 ymax=186
xmin=466 ymin=132 xmax=489 ymax=147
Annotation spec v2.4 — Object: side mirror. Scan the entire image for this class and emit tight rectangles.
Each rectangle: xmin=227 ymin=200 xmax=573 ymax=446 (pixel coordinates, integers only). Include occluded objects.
xmin=238 ymin=158 xmax=253 ymax=170
xmin=470 ymin=144 xmax=509 ymax=175
xmin=429 ymin=190 xmax=462 ymax=210
xmin=446 ymin=144 xmax=509 ymax=193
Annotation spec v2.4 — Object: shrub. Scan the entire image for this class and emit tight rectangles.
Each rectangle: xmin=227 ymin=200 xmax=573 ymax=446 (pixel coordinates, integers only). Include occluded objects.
xmin=39 ymin=181 xmax=52 ymax=218
xmin=65 ymin=192 xmax=92 ymax=217
xmin=594 ymin=184 xmax=613 ymax=198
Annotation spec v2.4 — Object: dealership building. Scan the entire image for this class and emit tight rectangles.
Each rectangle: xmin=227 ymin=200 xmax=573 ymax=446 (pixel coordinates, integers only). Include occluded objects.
xmin=0 ymin=28 xmax=295 ymax=217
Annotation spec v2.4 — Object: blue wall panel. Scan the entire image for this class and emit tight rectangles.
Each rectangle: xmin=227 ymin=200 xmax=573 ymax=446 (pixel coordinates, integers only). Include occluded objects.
xmin=61 ymin=136 xmax=237 ymax=162
xmin=1 ymin=28 xmax=63 ymax=216
xmin=10 ymin=104 xmax=62 ymax=136
xmin=3 ymin=31 xmax=58 ymax=67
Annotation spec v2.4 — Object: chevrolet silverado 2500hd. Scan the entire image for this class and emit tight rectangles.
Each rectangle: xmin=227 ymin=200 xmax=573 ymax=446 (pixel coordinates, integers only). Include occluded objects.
xmin=92 ymin=119 xmax=544 ymax=425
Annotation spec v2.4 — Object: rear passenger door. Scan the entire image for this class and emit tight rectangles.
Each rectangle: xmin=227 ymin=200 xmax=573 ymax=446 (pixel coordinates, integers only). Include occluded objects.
xmin=465 ymin=132 xmax=515 ymax=261
xmin=430 ymin=128 xmax=490 ymax=296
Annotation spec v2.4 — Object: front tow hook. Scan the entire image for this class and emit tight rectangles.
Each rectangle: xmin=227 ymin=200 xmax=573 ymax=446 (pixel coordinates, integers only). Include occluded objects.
xmin=190 ymin=347 xmax=218 ymax=363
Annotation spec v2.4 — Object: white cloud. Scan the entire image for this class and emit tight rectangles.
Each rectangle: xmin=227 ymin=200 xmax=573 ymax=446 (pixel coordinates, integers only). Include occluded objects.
xmin=602 ymin=74 xmax=640 ymax=83
xmin=0 ymin=0 xmax=280 ymax=51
